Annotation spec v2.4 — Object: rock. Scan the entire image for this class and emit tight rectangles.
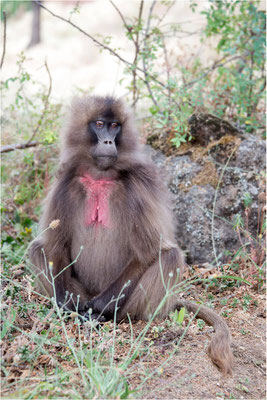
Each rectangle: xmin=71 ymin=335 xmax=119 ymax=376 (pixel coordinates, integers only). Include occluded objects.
xmin=146 ymin=134 xmax=266 ymax=265
xmin=188 ymin=113 xmax=241 ymax=146
xmin=235 ymin=136 xmax=266 ymax=170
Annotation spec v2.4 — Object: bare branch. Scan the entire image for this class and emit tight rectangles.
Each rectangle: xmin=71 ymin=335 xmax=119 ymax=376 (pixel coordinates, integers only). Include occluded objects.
xmin=34 ymin=1 xmax=136 ymax=70
xmin=26 ymin=60 xmax=52 ymax=145
xmin=137 ymin=1 xmax=144 ymax=38
xmin=33 ymin=1 xmax=241 ymax=107
xmin=185 ymin=54 xmax=247 ymax=88
xmin=33 ymin=0 xmax=167 ymax=91
xmin=162 ymin=37 xmax=171 ymax=123
xmin=157 ymin=1 xmax=175 ymax=26
xmin=110 ymin=0 xmax=144 ymax=106
xmin=162 ymin=29 xmax=200 ymax=39
xmin=109 ymin=0 xmax=131 ymax=35
xmin=2 ymin=60 xmax=53 ymax=154
xmin=142 ymin=0 xmax=159 ymax=108
xmin=1 ymin=141 xmax=39 ymax=153
xmin=0 ymin=11 xmax=7 ymax=69
xmin=68 ymin=1 xmax=80 ymax=23
xmin=132 ymin=1 xmax=144 ymax=106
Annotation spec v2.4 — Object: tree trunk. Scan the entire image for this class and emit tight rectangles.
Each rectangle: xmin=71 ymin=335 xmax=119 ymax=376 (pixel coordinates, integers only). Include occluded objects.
xmin=28 ymin=1 xmax=41 ymax=48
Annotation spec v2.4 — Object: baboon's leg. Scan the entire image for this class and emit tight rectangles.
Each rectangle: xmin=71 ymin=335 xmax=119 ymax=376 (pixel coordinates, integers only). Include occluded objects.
xmin=30 ymin=240 xmax=90 ymax=310
xmin=119 ymin=248 xmax=184 ymax=320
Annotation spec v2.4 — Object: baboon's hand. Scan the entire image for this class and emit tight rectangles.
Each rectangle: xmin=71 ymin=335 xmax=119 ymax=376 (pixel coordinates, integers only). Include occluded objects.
xmin=81 ymin=297 xmax=108 ymax=320
xmin=84 ymin=297 xmax=113 ymax=318
xmin=79 ymin=307 xmax=106 ymax=324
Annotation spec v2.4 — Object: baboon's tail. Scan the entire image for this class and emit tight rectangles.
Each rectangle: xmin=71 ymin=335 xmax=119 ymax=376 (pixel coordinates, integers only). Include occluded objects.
xmin=176 ymin=299 xmax=234 ymax=375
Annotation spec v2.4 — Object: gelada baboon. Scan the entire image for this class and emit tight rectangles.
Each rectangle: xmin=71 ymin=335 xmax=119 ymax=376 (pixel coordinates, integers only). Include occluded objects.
xmin=30 ymin=96 xmax=234 ymax=374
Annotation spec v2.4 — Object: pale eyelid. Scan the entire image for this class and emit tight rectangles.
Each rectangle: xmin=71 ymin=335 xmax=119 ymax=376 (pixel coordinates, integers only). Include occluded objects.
xmin=95 ymin=121 xmax=104 ymax=128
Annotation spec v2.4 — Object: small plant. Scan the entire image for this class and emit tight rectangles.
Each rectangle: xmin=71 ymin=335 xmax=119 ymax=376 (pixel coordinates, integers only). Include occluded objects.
xmin=220 ymin=298 xmax=228 ymax=306
xmin=170 ymin=307 xmax=186 ymax=326
xmin=1 ymin=52 xmax=62 ymax=147
xmin=242 ymin=295 xmax=252 ymax=311
xmin=197 ymin=319 xmax=205 ymax=330
xmin=199 ymin=0 xmax=265 ymax=132
xmin=151 ymin=325 xmax=164 ymax=338
xmin=1 ymin=54 xmax=62 ymax=277
xmin=231 ymin=299 xmax=239 ymax=308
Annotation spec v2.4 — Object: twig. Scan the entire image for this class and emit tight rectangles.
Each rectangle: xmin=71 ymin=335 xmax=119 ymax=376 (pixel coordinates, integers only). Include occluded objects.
xmin=132 ymin=0 xmax=144 ymax=106
xmin=110 ymin=0 xmax=143 ymax=106
xmin=33 ymin=0 xmax=167 ymax=91
xmin=185 ymin=54 xmax=247 ymax=88
xmin=34 ymin=1 xmax=139 ymax=73
xmin=1 ymin=61 xmax=52 ymax=154
xmin=0 ymin=141 xmax=39 ymax=153
xmin=26 ymin=60 xmax=52 ymax=145
xmin=162 ymin=36 xmax=171 ymax=121
xmin=157 ymin=1 xmax=174 ymax=26
xmin=68 ymin=0 xmax=80 ymax=23
xmin=163 ymin=30 xmax=200 ymax=39
xmin=252 ymin=68 xmax=266 ymax=114
xmin=33 ymin=0 xmax=244 ymax=106
xmin=109 ymin=0 xmax=130 ymax=34
xmin=142 ymin=0 xmax=159 ymax=108
xmin=0 ymin=11 xmax=7 ymax=69
xmin=247 ymin=50 xmax=255 ymax=117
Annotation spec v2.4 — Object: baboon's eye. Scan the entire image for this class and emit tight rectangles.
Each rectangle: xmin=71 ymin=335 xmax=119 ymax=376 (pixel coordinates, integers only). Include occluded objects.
xmin=111 ymin=122 xmax=118 ymax=129
xmin=95 ymin=121 xmax=104 ymax=128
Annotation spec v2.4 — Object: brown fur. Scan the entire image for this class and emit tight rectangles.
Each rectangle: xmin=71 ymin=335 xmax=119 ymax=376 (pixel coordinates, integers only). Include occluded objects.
xmin=29 ymin=95 xmax=234 ymax=375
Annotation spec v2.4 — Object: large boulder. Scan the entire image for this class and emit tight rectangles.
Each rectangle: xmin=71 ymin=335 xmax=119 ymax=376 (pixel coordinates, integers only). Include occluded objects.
xmin=147 ymin=134 xmax=266 ymax=265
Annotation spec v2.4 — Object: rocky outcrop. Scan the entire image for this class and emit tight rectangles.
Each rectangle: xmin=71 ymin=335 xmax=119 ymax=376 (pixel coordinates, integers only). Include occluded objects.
xmin=147 ymin=134 xmax=266 ymax=265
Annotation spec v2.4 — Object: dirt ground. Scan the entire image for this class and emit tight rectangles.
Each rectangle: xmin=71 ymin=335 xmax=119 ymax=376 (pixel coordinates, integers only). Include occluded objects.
xmin=141 ymin=297 xmax=266 ymax=399
xmin=2 ymin=281 xmax=266 ymax=399
xmin=112 ymin=283 xmax=265 ymax=400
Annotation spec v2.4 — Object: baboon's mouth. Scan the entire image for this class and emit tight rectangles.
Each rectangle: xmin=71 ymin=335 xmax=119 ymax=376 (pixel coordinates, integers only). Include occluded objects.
xmin=95 ymin=155 xmax=117 ymax=170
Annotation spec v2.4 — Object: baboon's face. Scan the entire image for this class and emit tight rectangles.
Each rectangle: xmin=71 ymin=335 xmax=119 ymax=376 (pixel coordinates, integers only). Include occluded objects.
xmin=88 ymin=114 xmax=121 ymax=170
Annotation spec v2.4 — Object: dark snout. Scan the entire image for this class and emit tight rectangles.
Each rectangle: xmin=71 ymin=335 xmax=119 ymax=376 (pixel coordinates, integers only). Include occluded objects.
xmin=93 ymin=139 xmax=118 ymax=170
xmin=95 ymin=138 xmax=117 ymax=158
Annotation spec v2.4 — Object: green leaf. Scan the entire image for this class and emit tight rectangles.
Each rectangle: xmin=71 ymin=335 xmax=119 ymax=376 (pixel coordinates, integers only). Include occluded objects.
xmin=177 ymin=307 xmax=185 ymax=325
xmin=243 ymin=192 xmax=252 ymax=208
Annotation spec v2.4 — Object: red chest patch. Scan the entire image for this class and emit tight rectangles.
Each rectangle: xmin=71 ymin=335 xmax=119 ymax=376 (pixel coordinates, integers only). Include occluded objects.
xmin=80 ymin=174 xmax=115 ymax=228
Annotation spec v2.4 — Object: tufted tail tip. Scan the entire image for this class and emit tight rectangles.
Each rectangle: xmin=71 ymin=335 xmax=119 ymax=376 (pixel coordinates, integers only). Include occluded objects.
xmin=208 ymin=333 xmax=234 ymax=376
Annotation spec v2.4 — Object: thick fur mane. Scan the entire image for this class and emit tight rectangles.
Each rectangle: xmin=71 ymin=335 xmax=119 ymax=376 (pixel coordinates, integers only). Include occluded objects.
xmin=60 ymin=96 xmax=141 ymax=173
